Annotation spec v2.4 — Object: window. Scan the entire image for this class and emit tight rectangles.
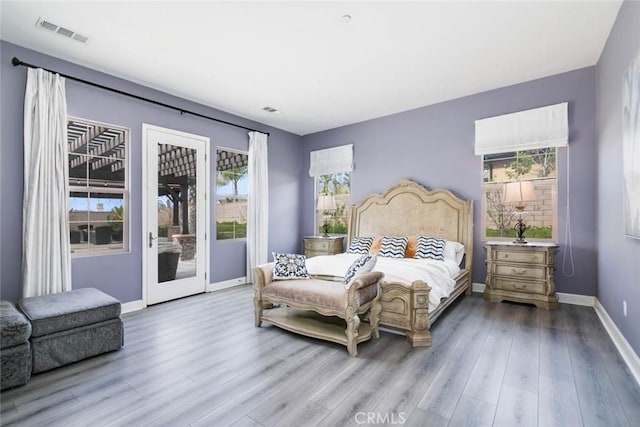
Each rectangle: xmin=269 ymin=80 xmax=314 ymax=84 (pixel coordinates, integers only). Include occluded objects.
xmin=67 ymin=118 xmax=129 ymax=255
xmin=216 ymin=148 xmax=248 ymax=240
xmin=482 ymin=148 xmax=557 ymax=240
xmin=315 ymin=172 xmax=351 ymax=235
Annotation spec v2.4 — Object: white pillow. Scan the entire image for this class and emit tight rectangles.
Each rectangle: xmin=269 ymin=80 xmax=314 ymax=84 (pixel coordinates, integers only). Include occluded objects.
xmin=444 ymin=241 xmax=465 ymax=265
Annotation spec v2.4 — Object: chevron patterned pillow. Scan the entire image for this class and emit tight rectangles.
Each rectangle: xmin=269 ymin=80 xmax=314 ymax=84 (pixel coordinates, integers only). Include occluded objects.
xmin=347 ymin=236 xmax=375 ymax=254
xmin=378 ymin=236 xmax=409 ymax=258
xmin=414 ymin=236 xmax=447 ymax=261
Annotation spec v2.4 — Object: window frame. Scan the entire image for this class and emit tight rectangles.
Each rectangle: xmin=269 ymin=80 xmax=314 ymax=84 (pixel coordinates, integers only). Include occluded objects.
xmin=480 ymin=148 xmax=558 ymax=243
xmin=67 ymin=116 xmax=130 ymax=257
xmin=215 ymin=147 xmax=248 ymax=242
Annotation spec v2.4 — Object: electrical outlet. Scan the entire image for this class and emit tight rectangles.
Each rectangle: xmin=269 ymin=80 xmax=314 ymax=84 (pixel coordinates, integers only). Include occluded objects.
xmin=623 ymin=300 xmax=627 ymax=317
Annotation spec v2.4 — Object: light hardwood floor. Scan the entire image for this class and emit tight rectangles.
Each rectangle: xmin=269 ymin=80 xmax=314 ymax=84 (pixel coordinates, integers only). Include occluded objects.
xmin=1 ymin=285 xmax=638 ymax=426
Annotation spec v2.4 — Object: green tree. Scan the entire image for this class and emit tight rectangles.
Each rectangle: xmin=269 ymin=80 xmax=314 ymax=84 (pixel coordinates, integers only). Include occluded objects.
xmin=217 ymin=166 xmax=248 ymax=196
xmin=505 ymin=149 xmax=556 ymax=179
xmin=107 ymin=205 xmax=124 ymax=233
xmin=505 ymin=152 xmax=534 ymax=179
xmin=318 ymin=172 xmax=350 ymax=195
xmin=530 ymin=148 xmax=556 ymax=177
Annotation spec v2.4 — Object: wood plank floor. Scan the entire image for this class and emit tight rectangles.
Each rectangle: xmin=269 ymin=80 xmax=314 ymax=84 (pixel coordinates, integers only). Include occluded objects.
xmin=1 ymin=285 xmax=638 ymax=426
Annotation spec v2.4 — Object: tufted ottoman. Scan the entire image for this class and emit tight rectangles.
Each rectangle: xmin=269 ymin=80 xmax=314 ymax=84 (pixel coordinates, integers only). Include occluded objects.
xmin=18 ymin=288 xmax=123 ymax=373
xmin=0 ymin=301 xmax=32 ymax=390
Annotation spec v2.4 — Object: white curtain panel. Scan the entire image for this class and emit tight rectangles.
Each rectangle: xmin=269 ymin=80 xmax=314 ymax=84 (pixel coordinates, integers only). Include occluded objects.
xmin=247 ymin=131 xmax=269 ymax=281
xmin=22 ymin=68 xmax=72 ymax=298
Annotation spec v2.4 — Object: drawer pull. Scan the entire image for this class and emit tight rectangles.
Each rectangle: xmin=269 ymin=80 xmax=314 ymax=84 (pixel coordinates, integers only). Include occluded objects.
xmin=511 ymin=268 xmax=527 ymax=275
xmin=513 ymin=283 xmax=528 ymax=289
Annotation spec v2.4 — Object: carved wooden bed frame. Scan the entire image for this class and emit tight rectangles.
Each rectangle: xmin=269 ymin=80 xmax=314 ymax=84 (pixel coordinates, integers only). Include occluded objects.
xmin=348 ymin=179 xmax=474 ymax=347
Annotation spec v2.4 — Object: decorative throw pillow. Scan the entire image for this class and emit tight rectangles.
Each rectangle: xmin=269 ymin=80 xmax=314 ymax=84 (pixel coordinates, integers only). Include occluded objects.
xmin=348 ymin=236 xmax=375 ymax=254
xmin=272 ymin=252 xmax=310 ymax=280
xmin=414 ymin=236 xmax=447 ymax=261
xmin=378 ymin=236 xmax=409 ymax=258
xmin=404 ymin=235 xmax=417 ymax=258
xmin=343 ymin=254 xmax=377 ymax=288
xmin=369 ymin=237 xmax=383 ymax=255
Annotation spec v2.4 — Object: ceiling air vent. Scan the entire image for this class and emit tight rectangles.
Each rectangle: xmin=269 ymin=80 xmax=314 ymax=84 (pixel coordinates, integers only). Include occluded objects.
xmin=36 ymin=17 xmax=88 ymax=44
xmin=262 ymin=106 xmax=281 ymax=114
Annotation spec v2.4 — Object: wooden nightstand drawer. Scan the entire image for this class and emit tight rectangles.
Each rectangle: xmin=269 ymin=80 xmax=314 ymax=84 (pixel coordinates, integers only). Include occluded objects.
xmin=495 ymin=250 xmax=545 ymax=264
xmin=305 ymin=239 xmax=331 ymax=251
xmin=494 ymin=278 xmax=545 ymax=294
xmin=303 ymin=236 xmax=344 ymax=258
xmin=494 ymin=264 xmax=545 ymax=280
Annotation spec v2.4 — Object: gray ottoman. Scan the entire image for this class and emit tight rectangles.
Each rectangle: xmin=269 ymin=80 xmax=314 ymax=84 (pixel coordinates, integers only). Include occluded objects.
xmin=1 ymin=301 xmax=32 ymax=389
xmin=18 ymin=288 xmax=123 ymax=373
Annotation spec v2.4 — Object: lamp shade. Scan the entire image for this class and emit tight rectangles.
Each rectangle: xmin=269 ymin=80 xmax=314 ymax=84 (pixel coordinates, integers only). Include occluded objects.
xmin=317 ymin=195 xmax=336 ymax=211
xmin=503 ymin=181 xmax=535 ymax=205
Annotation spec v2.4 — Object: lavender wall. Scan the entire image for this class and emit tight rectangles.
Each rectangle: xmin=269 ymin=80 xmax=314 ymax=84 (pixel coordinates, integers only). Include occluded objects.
xmin=0 ymin=41 xmax=303 ymax=304
xmin=301 ymin=67 xmax=598 ymax=297
xmin=596 ymin=0 xmax=640 ymax=354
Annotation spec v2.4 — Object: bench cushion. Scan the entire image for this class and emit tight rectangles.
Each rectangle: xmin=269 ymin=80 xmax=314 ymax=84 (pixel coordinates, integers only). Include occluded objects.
xmin=263 ymin=279 xmax=378 ymax=311
xmin=18 ymin=288 xmax=121 ymax=338
xmin=0 ymin=301 xmax=31 ymax=349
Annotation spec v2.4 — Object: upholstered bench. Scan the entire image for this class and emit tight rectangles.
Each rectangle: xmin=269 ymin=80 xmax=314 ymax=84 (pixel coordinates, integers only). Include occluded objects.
xmin=18 ymin=288 xmax=123 ymax=373
xmin=253 ymin=261 xmax=383 ymax=357
xmin=0 ymin=301 xmax=32 ymax=390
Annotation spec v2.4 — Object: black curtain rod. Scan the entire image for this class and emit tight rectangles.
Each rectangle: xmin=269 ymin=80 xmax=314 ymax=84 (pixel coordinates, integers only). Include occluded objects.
xmin=11 ymin=57 xmax=269 ymax=136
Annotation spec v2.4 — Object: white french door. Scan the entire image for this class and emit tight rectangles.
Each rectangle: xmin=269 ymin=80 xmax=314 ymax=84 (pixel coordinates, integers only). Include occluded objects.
xmin=143 ymin=124 xmax=209 ymax=305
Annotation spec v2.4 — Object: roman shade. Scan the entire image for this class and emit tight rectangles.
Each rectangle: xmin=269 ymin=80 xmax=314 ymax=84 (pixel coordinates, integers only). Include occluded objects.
xmin=474 ymin=102 xmax=568 ymax=155
xmin=309 ymin=144 xmax=353 ymax=177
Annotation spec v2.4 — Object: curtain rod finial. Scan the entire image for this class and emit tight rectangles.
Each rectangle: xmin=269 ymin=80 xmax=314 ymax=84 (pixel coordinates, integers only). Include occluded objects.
xmin=12 ymin=57 xmax=22 ymax=67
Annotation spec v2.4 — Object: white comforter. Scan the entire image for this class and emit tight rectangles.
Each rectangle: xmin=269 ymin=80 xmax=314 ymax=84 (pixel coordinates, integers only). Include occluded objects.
xmin=305 ymin=254 xmax=459 ymax=312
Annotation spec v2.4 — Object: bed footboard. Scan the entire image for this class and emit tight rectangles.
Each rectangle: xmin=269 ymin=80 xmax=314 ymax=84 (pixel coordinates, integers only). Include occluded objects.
xmin=379 ymin=280 xmax=432 ymax=347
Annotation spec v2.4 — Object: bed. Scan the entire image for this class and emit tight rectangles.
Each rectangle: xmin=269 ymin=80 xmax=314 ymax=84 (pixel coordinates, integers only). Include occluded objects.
xmin=306 ymin=179 xmax=473 ymax=347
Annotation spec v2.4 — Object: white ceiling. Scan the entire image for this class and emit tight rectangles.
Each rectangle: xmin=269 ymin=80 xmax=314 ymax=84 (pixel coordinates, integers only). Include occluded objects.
xmin=0 ymin=1 xmax=622 ymax=136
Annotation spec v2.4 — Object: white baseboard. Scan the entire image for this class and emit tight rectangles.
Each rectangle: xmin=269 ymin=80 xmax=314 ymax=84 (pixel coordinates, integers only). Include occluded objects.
xmin=557 ymin=292 xmax=595 ymax=307
xmin=594 ymin=299 xmax=640 ymax=386
xmin=121 ymin=299 xmax=145 ymax=314
xmin=207 ymin=276 xmax=248 ymax=292
xmin=472 ymin=282 xmax=485 ymax=293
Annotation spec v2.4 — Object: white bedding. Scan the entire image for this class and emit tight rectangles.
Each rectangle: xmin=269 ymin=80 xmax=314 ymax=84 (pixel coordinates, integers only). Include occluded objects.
xmin=305 ymin=254 xmax=459 ymax=312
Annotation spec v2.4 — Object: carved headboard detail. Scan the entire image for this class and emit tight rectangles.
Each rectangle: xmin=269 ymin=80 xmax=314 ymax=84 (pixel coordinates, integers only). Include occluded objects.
xmin=348 ymin=179 xmax=474 ymax=272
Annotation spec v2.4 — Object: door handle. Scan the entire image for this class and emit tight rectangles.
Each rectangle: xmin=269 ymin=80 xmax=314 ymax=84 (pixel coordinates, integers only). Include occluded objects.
xmin=149 ymin=232 xmax=156 ymax=248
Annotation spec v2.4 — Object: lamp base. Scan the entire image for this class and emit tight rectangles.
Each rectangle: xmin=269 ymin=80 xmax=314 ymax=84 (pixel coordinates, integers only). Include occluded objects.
xmin=321 ymin=221 xmax=330 ymax=238
xmin=513 ymin=218 xmax=528 ymax=244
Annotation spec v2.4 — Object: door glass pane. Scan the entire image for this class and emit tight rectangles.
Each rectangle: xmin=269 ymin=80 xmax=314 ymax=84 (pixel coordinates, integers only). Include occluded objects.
xmin=157 ymin=143 xmax=197 ymax=282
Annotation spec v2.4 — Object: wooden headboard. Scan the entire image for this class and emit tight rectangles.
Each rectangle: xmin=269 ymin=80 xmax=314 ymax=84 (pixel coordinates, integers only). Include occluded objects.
xmin=348 ymin=179 xmax=474 ymax=272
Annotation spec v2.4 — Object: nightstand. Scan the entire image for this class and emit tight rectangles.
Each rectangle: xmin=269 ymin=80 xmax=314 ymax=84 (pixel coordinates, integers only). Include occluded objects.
xmin=303 ymin=236 xmax=344 ymax=258
xmin=484 ymin=241 xmax=559 ymax=310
